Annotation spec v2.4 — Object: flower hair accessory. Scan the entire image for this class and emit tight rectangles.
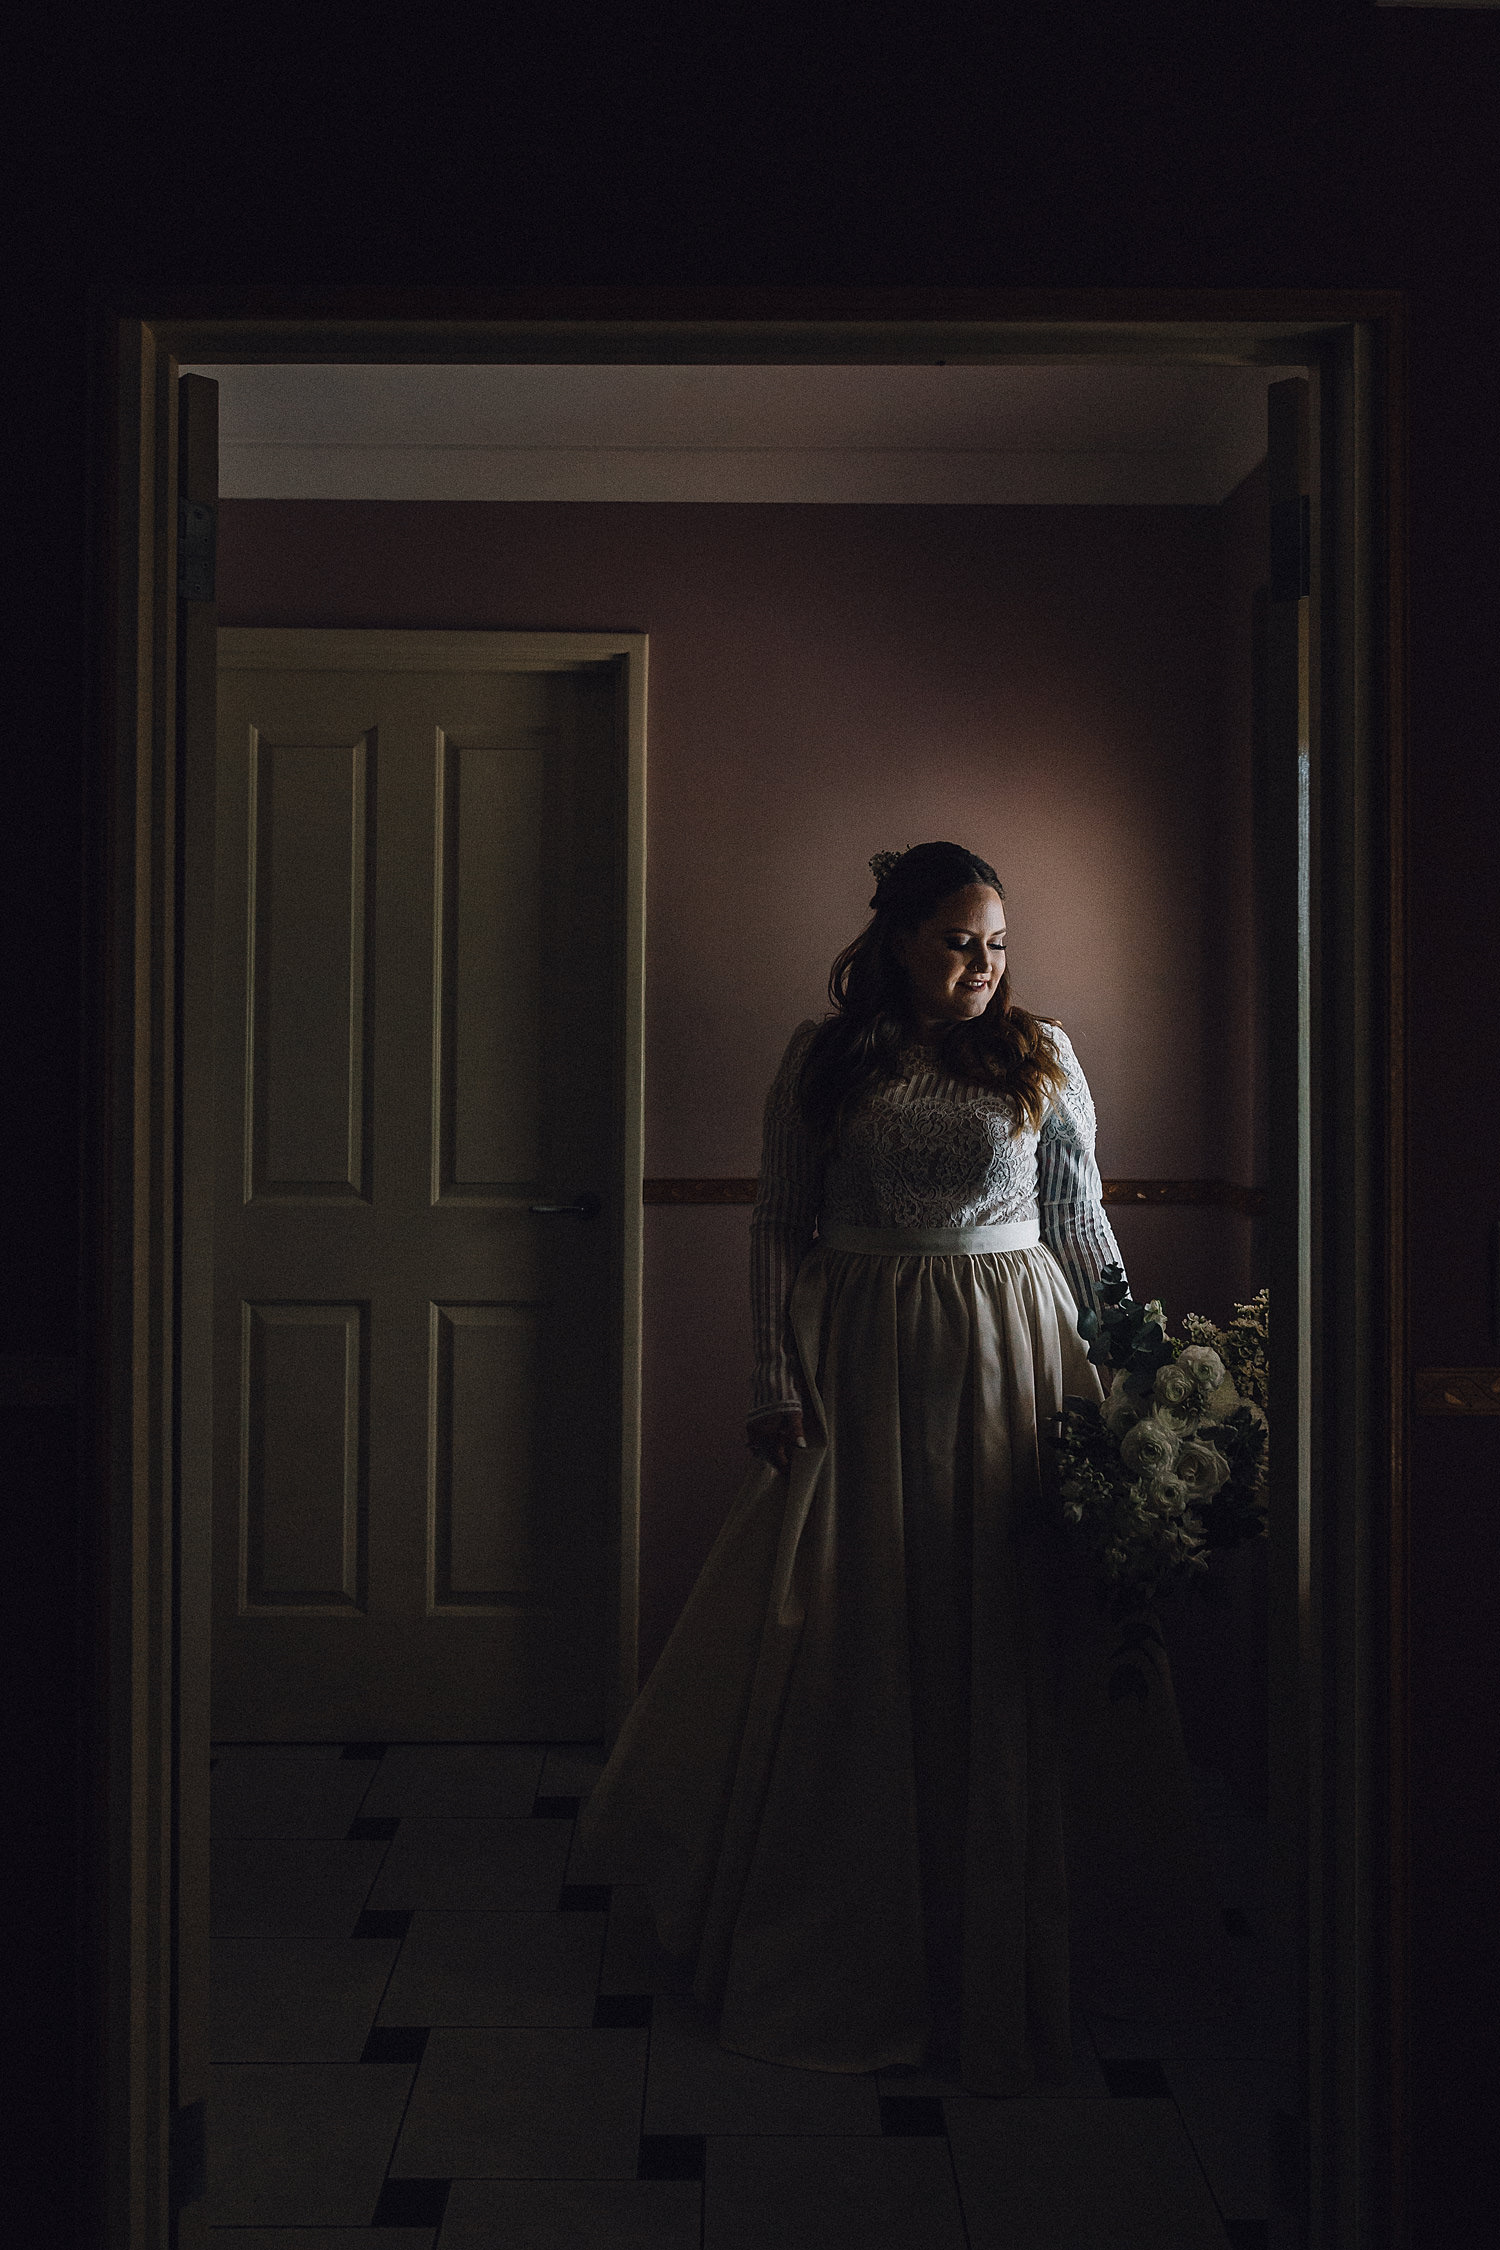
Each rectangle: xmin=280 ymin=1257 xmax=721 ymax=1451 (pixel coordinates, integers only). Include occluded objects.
xmin=868 ymin=849 xmax=905 ymax=889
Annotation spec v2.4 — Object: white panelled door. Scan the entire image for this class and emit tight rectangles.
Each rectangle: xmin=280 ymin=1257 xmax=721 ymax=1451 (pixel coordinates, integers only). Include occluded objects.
xmin=210 ymin=630 xmax=642 ymax=1740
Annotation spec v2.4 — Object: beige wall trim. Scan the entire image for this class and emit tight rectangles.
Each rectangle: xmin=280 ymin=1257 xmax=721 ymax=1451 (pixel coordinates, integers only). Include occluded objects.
xmin=218 ymin=624 xmax=645 ymax=674
xmin=1412 ymin=1367 xmax=1500 ymax=1415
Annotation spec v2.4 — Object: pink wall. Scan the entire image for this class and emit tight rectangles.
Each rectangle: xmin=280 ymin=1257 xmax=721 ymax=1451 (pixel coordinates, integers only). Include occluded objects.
xmin=219 ymin=497 xmax=1267 ymax=1680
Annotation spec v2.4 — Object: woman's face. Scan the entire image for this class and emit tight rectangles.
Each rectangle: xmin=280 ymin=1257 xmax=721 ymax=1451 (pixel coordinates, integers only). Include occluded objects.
xmin=895 ymin=883 xmax=1008 ymax=1028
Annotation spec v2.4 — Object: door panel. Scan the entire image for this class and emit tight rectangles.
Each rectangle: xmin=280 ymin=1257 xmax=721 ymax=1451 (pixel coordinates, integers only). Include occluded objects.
xmin=429 ymin=1301 xmax=541 ymax=1602
xmin=211 ymin=633 xmax=634 ymax=1740
xmin=241 ymin=1300 xmax=365 ymax=1609
xmin=246 ymin=731 xmax=372 ymax=1198
xmin=434 ymin=732 xmax=546 ymax=1197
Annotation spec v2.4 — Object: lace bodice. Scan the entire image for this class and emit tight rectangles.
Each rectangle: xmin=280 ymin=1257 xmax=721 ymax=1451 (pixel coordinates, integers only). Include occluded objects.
xmin=748 ymin=1019 xmax=1125 ymax=1417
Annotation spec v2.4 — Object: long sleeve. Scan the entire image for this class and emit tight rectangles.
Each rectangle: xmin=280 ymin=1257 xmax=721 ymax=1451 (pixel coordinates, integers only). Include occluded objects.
xmin=748 ymin=1021 xmax=823 ymax=1420
xmin=1036 ymin=1026 xmax=1126 ymax=1317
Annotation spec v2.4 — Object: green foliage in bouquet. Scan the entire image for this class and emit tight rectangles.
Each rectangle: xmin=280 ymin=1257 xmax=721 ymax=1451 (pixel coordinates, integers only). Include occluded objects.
xmin=1181 ymin=1288 xmax=1269 ymax=1414
xmin=1055 ymin=1267 xmax=1270 ymax=1652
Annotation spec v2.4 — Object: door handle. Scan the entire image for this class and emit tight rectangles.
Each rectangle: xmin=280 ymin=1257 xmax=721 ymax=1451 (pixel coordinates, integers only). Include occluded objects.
xmin=527 ymin=1192 xmax=602 ymax=1221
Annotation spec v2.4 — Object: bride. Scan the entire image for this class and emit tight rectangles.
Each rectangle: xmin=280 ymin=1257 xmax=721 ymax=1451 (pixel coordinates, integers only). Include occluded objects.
xmin=576 ymin=840 xmax=1145 ymax=2094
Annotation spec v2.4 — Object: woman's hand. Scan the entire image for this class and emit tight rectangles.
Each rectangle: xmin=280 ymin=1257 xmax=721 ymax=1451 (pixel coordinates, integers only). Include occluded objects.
xmin=747 ymin=1409 xmax=805 ymax=1477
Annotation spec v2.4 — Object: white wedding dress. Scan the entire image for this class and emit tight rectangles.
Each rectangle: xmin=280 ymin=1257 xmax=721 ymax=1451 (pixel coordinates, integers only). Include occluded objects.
xmin=575 ymin=1022 xmax=1217 ymax=2092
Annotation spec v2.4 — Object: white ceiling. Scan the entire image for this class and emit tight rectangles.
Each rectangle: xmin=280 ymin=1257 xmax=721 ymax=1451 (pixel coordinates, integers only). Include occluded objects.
xmin=184 ymin=361 xmax=1300 ymax=506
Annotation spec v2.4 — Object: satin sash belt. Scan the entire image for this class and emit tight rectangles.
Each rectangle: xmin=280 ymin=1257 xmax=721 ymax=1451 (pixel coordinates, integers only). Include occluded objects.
xmin=818 ymin=1218 xmax=1042 ymax=1256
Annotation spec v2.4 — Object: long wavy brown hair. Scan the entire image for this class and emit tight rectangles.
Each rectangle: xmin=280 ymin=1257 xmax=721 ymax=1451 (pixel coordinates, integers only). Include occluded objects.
xmin=797 ymin=841 xmax=1068 ymax=1143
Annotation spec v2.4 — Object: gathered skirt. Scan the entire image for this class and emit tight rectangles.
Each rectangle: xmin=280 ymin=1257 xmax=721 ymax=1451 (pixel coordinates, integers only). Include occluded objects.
xmin=574 ymin=1235 xmax=1214 ymax=2092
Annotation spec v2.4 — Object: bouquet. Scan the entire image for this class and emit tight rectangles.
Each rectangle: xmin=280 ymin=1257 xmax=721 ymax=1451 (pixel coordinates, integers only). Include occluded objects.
xmin=1051 ymin=1268 xmax=1269 ymax=1693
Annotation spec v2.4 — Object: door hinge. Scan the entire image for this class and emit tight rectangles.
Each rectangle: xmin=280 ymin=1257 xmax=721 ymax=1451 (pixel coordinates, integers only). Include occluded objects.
xmin=1270 ymin=493 xmax=1310 ymax=602
xmin=178 ymin=498 xmax=217 ymax=604
xmin=170 ymin=2098 xmax=207 ymax=2209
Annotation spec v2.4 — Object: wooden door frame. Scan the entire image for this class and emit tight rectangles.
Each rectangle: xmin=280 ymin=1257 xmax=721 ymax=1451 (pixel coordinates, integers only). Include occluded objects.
xmin=86 ymin=287 xmax=1407 ymax=2250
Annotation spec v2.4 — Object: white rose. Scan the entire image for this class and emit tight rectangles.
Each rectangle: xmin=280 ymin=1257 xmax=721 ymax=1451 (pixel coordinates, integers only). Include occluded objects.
xmin=1153 ymin=1362 xmax=1194 ymax=1411
xmin=1119 ymin=1414 xmax=1180 ymax=1478
xmin=1204 ymin=1395 xmax=1267 ymax=1439
xmin=1177 ymin=1344 xmax=1226 ymax=1396
xmin=1205 ymin=1375 xmax=1242 ymax=1421
xmin=1147 ymin=1471 xmax=1190 ymax=1513
xmin=1102 ymin=1371 xmax=1143 ymax=1435
xmin=1175 ymin=1439 xmax=1231 ymax=1501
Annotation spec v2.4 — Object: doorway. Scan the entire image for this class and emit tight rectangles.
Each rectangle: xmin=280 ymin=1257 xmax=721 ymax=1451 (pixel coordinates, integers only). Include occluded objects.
xmin=98 ymin=297 xmax=1405 ymax=2250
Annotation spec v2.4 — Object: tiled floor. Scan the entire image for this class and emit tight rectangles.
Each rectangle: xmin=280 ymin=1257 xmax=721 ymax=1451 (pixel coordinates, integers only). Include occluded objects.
xmin=206 ymin=1742 xmax=1300 ymax=2247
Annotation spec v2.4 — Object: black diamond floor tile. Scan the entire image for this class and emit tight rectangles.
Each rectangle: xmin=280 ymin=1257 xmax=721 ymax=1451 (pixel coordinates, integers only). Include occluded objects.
xmin=347 ymin=1816 xmax=400 ymax=1842
xmin=533 ymin=1795 xmax=582 ymax=1819
xmin=638 ymin=2134 xmax=706 ymax=2181
xmin=362 ymin=2024 xmax=429 ymax=2065
xmin=341 ymin=1741 xmax=388 ymax=1760
xmin=352 ymin=1908 xmax=412 ymax=1940
xmin=1099 ymin=2057 xmax=1172 ymax=2098
xmin=559 ymin=1883 xmax=611 ymax=1912
xmin=878 ymin=2094 xmax=947 ymax=2137
xmin=372 ymin=2177 xmax=450 ymax=2226
xmin=594 ymin=1993 xmax=653 ymax=2028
